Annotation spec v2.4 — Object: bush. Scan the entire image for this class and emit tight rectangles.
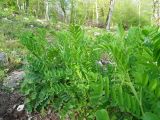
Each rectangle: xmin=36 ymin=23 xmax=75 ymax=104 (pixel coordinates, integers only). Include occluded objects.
xmin=20 ymin=26 xmax=109 ymax=119
xmin=98 ymin=25 xmax=160 ymax=119
xmin=20 ymin=25 xmax=160 ymax=119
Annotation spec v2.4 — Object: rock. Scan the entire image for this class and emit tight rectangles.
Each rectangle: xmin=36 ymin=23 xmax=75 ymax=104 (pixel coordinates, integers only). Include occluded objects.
xmin=3 ymin=71 xmax=25 ymax=89
xmin=94 ymin=32 xmax=100 ymax=36
xmin=0 ymin=52 xmax=8 ymax=67
xmin=23 ymin=17 xmax=29 ymax=21
xmin=16 ymin=104 xmax=24 ymax=112
xmin=30 ymin=24 xmax=34 ymax=28
xmin=2 ymin=18 xmax=12 ymax=23
xmin=36 ymin=19 xmax=48 ymax=25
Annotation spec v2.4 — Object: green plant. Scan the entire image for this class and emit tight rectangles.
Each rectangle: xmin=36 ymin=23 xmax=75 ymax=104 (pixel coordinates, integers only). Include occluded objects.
xmin=21 ymin=25 xmax=160 ymax=119
xmin=20 ymin=26 xmax=110 ymax=119
xmin=96 ymin=109 xmax=110 ymax=120
xmin=97 ymin=25 xmax=160 ymax=119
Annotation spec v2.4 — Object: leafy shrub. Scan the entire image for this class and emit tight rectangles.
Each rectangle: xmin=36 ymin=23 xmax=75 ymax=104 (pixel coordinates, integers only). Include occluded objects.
xmin=20 ymin=26 xmax=110 ymax=119
xmin=21 ymin=25 xmax=160 ymax=120
xmin=98 ymin=25 xmax=160 ymax=119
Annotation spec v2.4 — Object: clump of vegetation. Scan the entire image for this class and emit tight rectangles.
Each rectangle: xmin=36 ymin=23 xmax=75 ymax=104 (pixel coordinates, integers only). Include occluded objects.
xmin=101 ymin=26 xmax=160 ymax=120
xmin=20 ymin=25 xmax=160 ymax=119
xmin=20 ymin=26 xmax=108 ymax=119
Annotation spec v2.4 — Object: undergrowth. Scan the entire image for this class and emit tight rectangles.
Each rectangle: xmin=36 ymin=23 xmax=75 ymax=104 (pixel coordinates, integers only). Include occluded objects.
xmin=20 ymin=25 xmax=160 ymax=120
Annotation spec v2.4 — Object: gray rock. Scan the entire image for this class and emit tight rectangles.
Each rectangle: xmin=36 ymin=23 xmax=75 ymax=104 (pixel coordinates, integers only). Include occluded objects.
xmin=3 ymin=71 xmax=25 ymax=89
xmin=94 ymin=32 xmax=100 ymax=36
xmin=2 ymin=17 xmax=12 ymax=23
xmin=0 ymin=52 xmax=8 ymax=67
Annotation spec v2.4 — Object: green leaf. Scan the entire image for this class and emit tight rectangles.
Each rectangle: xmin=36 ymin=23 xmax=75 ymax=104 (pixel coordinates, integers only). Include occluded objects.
xmin=104 ymin=77 xmax=110 ymax=98
xmin=155 ymin=87 xmax=160 ymax=98
xmin=117 ymin=86 xmax=123 ymax=106
xmin=142 ymin=112 xmax=159 ymax=120
xmin=96 ymin=109 xmax=110 ymax=120
xmin=125 ymin=93 xmax=131 ymax=110
xmin=148 ymin=79 xmax=157 ymax=92
xmin=142 ymin=74 xmax=149 ymax=87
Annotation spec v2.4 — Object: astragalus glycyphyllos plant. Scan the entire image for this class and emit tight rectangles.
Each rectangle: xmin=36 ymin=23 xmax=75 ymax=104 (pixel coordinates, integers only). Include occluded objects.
xmin=20 ymin=26 xmax=110 ymax=119
xmin=20 ymin=25 xmax=160 ymax=120
xmin=97 ymin=26 xmax=160 ymax=120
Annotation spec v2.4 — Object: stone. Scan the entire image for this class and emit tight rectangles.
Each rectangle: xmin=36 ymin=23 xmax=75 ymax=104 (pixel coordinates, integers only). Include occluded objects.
xmin=2 ymin=17 xmax=12 ymax=23
xmin=94 ymin=32 xmax=100 ymax=36
xmin=3 ymin=71 xmax=25 ymax=89
xmin=17 ymin=104 xmax=24 ymax=112
xmin=0 ymin=52 xmax=8 ymax=67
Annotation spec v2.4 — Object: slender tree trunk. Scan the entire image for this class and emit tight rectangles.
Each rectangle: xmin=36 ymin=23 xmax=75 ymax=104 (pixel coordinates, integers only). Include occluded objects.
xmin=45 ymin=0 xmax=49 ymax=21
xmin=60 ymin=0 xmax=66 ymax=22
xmin=106 ymin=0 xmax=115 ymax=30
xmin=17 ymin=0 xmax=20 ymax=10
xmin=37 ymin=0 xmax=40 ymax=18
xmin=22 ymin=3 xmax=25 ymax=10
xmin=153 ymin=0 xmax=160 ymax=26
xmin=158 ymin=0 xmax=160 ymax=26
xmin=25 ymin=0 xmax=29 ymax=13
xmin=84 ymin=0 xmax=87 ymax=22
xmin=95 ymin=0 xmax=99 ymax=24
xmin=70 ymin=0 xmax=75 ymax=24
xmin=93 ymin=7 xmax=95 ymax=23
xmin=138 ymin=0 xmax=141 ymax=26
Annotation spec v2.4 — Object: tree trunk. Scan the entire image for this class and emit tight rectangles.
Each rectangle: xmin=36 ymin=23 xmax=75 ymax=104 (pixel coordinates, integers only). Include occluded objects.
xmin=106 ymin=0 xmax=115 ymax=30
xmin=138 ymin=0 xmax=141 ymax=26
xmin=45 ymin=0 xmax=49 ymax=21
xmin=17 ymin=0 xmax=20 ymax=10
xmin=95 ymin=0 xmax=99 ymax=25
xmin=70 ymin=0 xmax=75 ymax=24
xmin=25 ymin=0 xmax=29 ymax=13
xmin=60 ymin=0 xmax=66 ymax=22
xmin=153 ymin=0 xmax=160 ymax=26
xmin=37 ymin=0 xmax=40 ymax=18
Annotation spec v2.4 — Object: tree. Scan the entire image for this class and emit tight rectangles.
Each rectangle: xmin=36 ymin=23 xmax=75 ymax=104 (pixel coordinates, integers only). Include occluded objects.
xmin=106 ymin=0 xmax=115 ymax=30
xmin=153 ymin=0 xmax=160 ymax=26
xmin=45 ymin=0 xmax=49 ymax=21
xmin=25 ymin=0 xmax=29 ymax=13
xmin=70 ymin=0 xmax=75 ymax=24
xmin=59 ymin=0 xmax=67 ymax=22
xmin=95 ymin=0 xmax=99 ymax=24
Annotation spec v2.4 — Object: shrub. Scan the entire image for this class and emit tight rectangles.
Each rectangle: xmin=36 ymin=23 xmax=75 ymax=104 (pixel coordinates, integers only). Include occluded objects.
xmin=20 ymin=26 xmax=110 ymax=119
xmin=20 ymin=25 xmax=160 ymax=120
xmin=98 ymin=25 xmax=160 ymax=119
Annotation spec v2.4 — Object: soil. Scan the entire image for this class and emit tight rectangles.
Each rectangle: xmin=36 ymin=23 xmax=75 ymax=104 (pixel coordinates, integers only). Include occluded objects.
xmin=0 ymin=89 xmax=59 ymax=120
xmin=0 ymin=91 xmax=26 ymax=120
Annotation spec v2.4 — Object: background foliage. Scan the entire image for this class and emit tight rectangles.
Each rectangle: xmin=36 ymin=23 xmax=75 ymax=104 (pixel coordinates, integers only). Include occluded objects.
xmin=0 ymin=0 xmax=154 ymax=27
